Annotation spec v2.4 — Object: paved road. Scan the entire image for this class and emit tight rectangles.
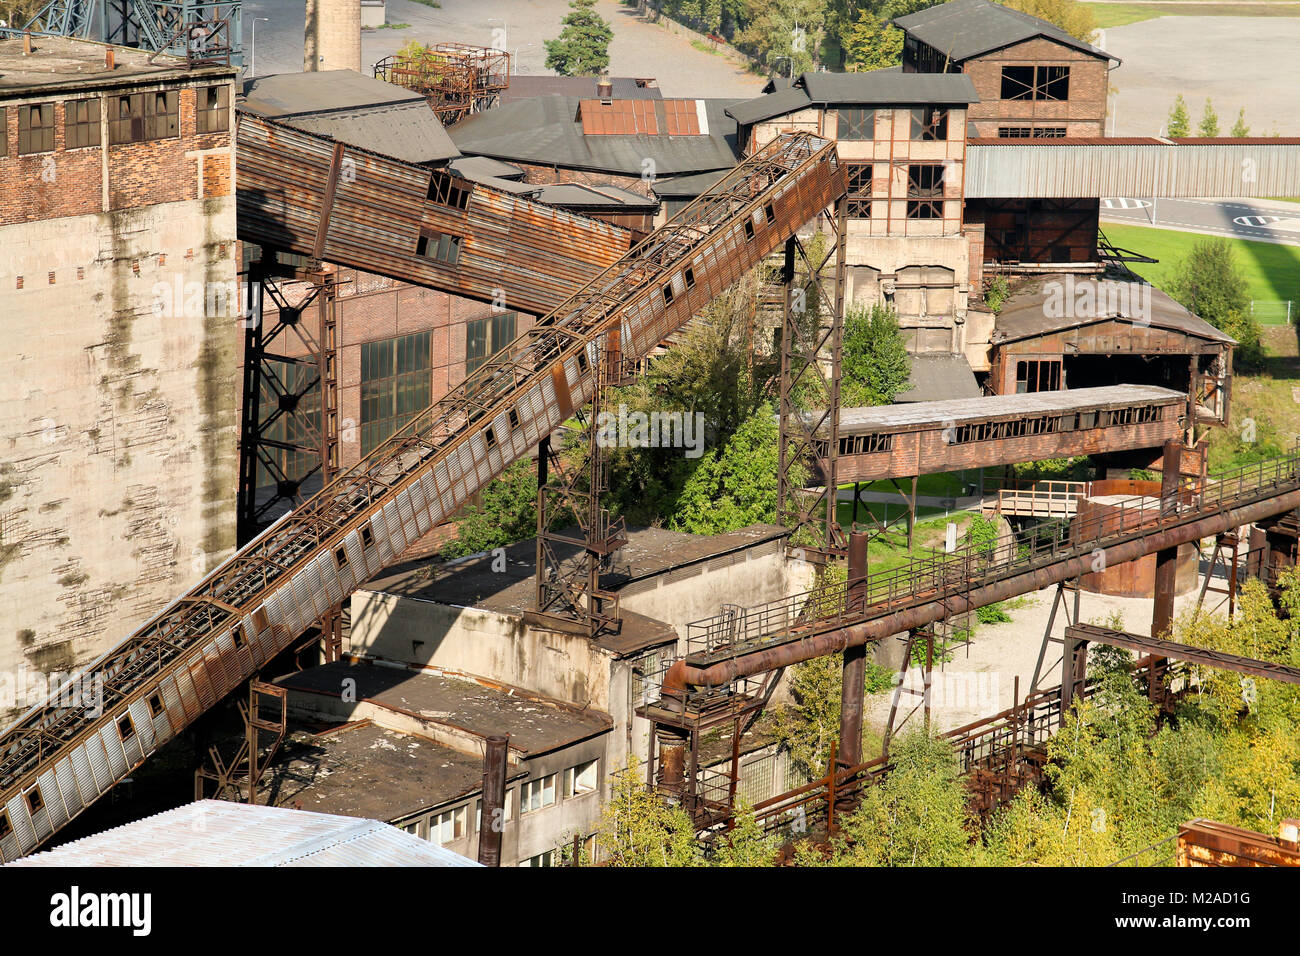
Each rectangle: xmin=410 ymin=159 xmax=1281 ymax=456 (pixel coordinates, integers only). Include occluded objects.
xmin=1100 ymin=196 xmax=1300 ymax=245
xmin=1099 ymin=17 xmax=1300 ymax=137
xmin=240 ymin=0 xmax=764 ymax=97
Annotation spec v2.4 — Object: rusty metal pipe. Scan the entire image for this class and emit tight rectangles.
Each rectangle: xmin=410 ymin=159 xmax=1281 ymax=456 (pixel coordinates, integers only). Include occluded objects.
xmin=838 ymin=532 xmax=869 ymax=767
xmin=681 ymin=486 xmax=1300 ymax=687
xmin=477 ymin=734 xmax=509 ymax=867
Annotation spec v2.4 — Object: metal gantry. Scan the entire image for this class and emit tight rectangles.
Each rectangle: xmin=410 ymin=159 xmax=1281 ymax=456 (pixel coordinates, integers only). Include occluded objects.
xmin=0 ymin=131 xmax=846 ymax=861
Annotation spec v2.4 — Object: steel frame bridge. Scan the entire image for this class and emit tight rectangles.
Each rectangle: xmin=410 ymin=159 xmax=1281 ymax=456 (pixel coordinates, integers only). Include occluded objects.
xmin=0 ymin=131 xmax=846 ymax=862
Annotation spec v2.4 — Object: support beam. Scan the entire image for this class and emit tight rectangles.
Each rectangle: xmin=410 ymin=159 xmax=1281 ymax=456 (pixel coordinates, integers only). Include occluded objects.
xmin=1065 ymin=624 xmax=1300 ymax=686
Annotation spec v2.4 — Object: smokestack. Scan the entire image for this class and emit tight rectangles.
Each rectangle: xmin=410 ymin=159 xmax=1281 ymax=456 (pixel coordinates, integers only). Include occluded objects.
xmin=476 ymin=735 xmax=509 ymax=867
xmin=304 ymin=0 xmax=361 ymax=73
xmin=596 ymin=76 xmax=613 ymax=103
xmin=105 ymin=48 xmax=115 ymax=70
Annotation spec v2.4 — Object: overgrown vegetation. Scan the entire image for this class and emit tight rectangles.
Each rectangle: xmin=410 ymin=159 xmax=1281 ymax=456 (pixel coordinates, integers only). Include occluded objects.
xmin=840 ymin=304 xmax=911 ymax=407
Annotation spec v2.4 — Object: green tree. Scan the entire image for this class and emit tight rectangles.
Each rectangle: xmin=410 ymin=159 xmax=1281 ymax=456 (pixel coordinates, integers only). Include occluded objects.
xmin=1165 ymin=237 xmax=1259 ymax=365
xmin=1198 ymin=98 xmax=1220 ymax=137
xmin=841 ymin=9 xmax=904 ymax=71
xmin=1001 ymin=0 xmax=1097 ymax=42
xmin=669 ymin=406 xmax=796 ymax=534
xmin=840 ymin=303 xmax=911 ymax=407
xmin=1166 ymin=95 xmax=1190 ymax=137
xmin=440 ymin=459 xmax=537 ymax=558
xmin=599 ymin=757 xmax=702 ymax=866
xmin=545 ymin=0 xmax=614 ymax=77
xmin=710 ymin=800 xmax=779 ymax=865
xmin=1231 ymin=108 xmax=1250 ymax=138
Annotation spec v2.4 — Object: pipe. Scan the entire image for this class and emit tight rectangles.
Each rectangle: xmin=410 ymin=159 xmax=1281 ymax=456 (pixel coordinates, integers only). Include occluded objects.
xmin=680 ymin=485 xmax=1300 ymax=687
xmin=837 ymin=532 xmax=869 ymax=767
xmin=477 ymin=734 xmax=509 ymax=867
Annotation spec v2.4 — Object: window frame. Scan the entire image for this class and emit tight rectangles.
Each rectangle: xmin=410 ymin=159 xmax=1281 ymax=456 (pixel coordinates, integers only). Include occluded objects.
xmin=18 ymin=102 xmax=55 ymax=156
xmin=360 ymin=330 xmax=432 ymax=455
xmin=1000 ymin=65 xmax=1070 ymax=102
xmin=845 ymin=162 xmax=873 ymax=219
xmin=836 ymin=107 xmax=875 ymax=141
xmin=906 ymin=163 xmax=945 ymax=220
xmin=64 ymin=97 xmax=101 ymax=150
xmin=909 ymin=106 xmax=948 ymax=141
xmin=563 ymin=759 xmax=599 ymax=798
xmin=196 ymin=84 xmax=230 ymax=134
xmin=520 ymin=773 xmax=558 ymax=814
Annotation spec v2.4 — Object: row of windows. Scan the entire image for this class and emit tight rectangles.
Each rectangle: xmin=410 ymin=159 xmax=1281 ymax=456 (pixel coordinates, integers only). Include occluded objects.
xmin=834 ymin=405 xmax=1166 ymax=455
xmin=360 ymin=331 xmax=432 ymax=455
xmin=842 ymin=163 xmax=949 ymax=220
xmin=836 ymin=106 xmax=949 ymax=142
xmin=466 ymin=311 xmax=518 ymax=376
xmin=998 ymin=126 xmax=1067 ymax=139
xmin=0 ymin=86 xmax=228 ymax=158
xmin=396 ymin=759 xmax=601 ymax=849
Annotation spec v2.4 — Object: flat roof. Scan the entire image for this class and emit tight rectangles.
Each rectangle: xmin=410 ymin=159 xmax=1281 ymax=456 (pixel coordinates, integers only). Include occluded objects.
xmin=258 ymin=721 xmax=502 ymax=821
xmin=280 ymin=662 xmax=613 ymax=758
xmin=837 ymin=384 xmax=1185 ymax=434
xmin=6 ymin=800 xmax=478 ymax=867
xmin=0 ymin=36 xmax=233 ymax=95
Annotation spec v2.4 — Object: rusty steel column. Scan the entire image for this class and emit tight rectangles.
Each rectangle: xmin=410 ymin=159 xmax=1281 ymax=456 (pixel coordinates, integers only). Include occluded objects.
xmin=477 ymin=734 xmax=509 ymax=867
xmin=1151 ymin=439 xmax=1182 ymax=705
xmin=838 ymin=532 xmax=869 ymax=768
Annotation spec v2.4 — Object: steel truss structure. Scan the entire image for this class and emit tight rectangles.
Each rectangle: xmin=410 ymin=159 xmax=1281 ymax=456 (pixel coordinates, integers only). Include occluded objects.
xmin=0 ymin=0 xmax=240 ymax=66
xmin=777 ymin=199 xmax=848 ymax=559
xmin=373 ymin=43 xmax=511 ymax=126
xmin=0 ymin=131 xmax=846 ymax=860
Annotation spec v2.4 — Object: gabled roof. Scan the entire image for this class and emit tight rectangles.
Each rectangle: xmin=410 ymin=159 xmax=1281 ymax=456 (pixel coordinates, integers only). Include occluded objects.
xmin=449 ymin=94 xmax=742 ymax=176
xmin=726 ymin=68 xmax=978 ymax=126
xmin=894 ymin=0 xmax=1115 ymax=64
xmin=239 ymin=70 xmax=460 ymax=164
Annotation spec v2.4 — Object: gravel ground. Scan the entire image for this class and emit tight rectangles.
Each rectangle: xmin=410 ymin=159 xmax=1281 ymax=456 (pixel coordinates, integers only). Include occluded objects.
xmin=241 ymin=0 xmax=764 ymax=97
xmin=864 ymin=552 xmax=1237 ymax=735
xmin=1099 ymin=17 xmax=1300 ymax=135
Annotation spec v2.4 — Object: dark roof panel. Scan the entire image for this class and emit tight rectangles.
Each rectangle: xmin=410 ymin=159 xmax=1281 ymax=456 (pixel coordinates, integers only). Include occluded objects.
xmin=896 ymin=353 xmax=983 ymax=403
xmin=501 ymin=74 xmax=662 ymax=103
xmin=726 ymin=69 xmax=978 ymax=126
xmin=894 ymin=0 xmax=1113 ymax=63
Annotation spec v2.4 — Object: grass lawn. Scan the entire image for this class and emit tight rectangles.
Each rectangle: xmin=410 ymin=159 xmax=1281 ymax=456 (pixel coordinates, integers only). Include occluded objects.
xmin=1082 ymin=2 xmax=1300 ymax=28
xmin=1207 ymin=326 xmax=1300 ymax=469
xmin=835 ymin=507 xmax=980 ymax=574
xmin=1100 ymin=222 xmax=1300 ymax=322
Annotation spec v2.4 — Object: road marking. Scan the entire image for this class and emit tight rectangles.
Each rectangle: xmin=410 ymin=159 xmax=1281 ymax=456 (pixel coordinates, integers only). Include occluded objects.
xmin=1233 ymin=214 xmax=1281 ymax=226
xmin=1101 ymin=197 xmax=1152 ymax=209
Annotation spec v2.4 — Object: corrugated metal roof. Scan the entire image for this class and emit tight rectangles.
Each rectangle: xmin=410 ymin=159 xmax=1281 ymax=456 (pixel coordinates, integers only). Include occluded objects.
xmin=993 ymin=275 xmax=1235 ymax=345
xmin=239 ymin=70 xmax=460 ymax=164
xmin=447 ymin=155 xmax=526 ymax=181
xmin=896 ymin=353 xmax=982 ymax=403
xmin=727 ymin=69 xmax=977 ymax=126
xmin=449 ymin=94 xmax=742 ymax=176
xmin=501 ymin=75 xmax=663 ymax=103
xmin=6 ymin=801 xmax=480 ymax=867
xmin=894 ymin=0 xmax=1113 ymax=63
xmin=965 ymin=141 xmax=1300 ymax=198
xmin=837 ymin=384 xmax=1183 ymax=434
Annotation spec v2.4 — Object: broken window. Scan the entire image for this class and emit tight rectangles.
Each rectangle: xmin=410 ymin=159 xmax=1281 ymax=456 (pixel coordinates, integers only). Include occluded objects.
xmin=910 ymin=106 xmax=948 ymax=141
xmin=108 ymin=90 xmax=178 ymax=144
xmin=431 ymin=805 xmax=468 ymax=844
xmin=415 ymin=229 xmax=462 ymax=265
xmin=846 ymin=163 xmax=873 ymax=218
xmin=837 ymin=107 xmax=875 ymax=141
xmin=427 ymin=170 xmax=471 ymax=210
xmin=18 ymin=103 xmax=54 ymax=155
xmin=1000 ymin=65 xmax=1070 ymax=101
xmin=563 ymin=760 xmax=599 ymax=797
xmin=1015 ymin=359 xmax=1062 ymax=393
xmin=64 ymin=98 xmax=101 ymax=149
xmin=196 ymin=85 xmax=230 ymax=134
xmin=906 ymin=164 xmax=945 ymax=219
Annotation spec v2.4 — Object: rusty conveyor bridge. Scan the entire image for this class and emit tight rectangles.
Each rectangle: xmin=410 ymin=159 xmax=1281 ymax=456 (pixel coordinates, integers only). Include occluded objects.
xmin=0 ymin=131 xmax=847 ymax=861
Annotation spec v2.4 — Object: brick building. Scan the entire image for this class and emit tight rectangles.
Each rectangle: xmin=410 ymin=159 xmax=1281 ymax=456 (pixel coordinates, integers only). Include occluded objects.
xmin=895 ymin=0 xmax=1116 ymax=138
xmin=0 ymin=36 xmax=239 ymax=718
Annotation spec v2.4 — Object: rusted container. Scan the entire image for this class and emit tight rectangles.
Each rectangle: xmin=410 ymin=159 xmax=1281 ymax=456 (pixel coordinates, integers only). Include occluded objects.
xmin=1075 ymin=478 xmax=1197 ymax=597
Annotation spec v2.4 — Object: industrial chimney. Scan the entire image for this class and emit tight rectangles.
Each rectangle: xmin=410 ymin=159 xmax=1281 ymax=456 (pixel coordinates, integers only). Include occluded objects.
xmin=304 ymin=0 xmax=361 ymax=73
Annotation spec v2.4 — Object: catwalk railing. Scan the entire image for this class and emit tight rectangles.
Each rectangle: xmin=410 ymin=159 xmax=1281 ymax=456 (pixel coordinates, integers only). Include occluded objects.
xmin=0 ymin=131 xmax=848 ymax=861
xmin=684 ymin=450 xmax=1300 ymax=673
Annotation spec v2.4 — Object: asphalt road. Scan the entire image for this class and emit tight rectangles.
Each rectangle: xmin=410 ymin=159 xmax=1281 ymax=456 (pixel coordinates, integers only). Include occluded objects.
xmin=240 ymin=0 xmax=764 ymax=97
xmin=1100 ymin=196 xmax=1300 ymax=245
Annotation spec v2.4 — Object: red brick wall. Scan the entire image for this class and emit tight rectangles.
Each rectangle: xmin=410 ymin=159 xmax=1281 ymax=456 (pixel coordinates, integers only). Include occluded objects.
xmin=962 ymin=38 xmax=1109 ymax=138
xmin=0 ymin=79 xmax=234 ymax=225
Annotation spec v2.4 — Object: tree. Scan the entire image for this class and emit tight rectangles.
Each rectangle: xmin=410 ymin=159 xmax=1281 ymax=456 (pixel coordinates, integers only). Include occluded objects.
xmin=598 ymin=757 xmax=702 ymax=866
xmin=840 ymin=304 xmax=911 ymax=407
xmin=1165 ymin=237 xmax=1259 ymax=365
xmin=710 ymin=800 xmax=779 ymax=866
xmin=1001 ymin=0 xmax=1098 ymax=43
xmin=669 ymin=406 xmax=795 ymax=534
xmin=1231 ymin=108 xmax=1250 ymax=138
xmin=1166 ymin=95 xmax=1190 ymax=137
xmin=841 ymin=9 xmax=904 ymax=72
xmin=734 ymin=0 xmax=830 ymax=77
xmin=1198 ymin=98 xmax=1220 ymax=137
xmin=440 ymin=459 xmax=537 ymax=558
xmin=545 ymin=0 xmax=614 ymax=77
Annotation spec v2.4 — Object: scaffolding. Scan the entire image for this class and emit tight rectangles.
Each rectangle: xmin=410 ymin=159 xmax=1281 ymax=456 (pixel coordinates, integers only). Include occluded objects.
xmin=373 ymin=42 xmax=511 ymax=126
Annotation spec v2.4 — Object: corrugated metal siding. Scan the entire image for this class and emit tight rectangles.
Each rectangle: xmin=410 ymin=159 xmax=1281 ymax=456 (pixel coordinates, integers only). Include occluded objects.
xmin=965 ymin=143 xmax=1300 ymax=198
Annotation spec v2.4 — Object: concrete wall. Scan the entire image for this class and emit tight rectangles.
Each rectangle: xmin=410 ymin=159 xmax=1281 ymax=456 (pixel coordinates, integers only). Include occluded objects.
xmin=0 ymin=196 xmax=239 ymax=723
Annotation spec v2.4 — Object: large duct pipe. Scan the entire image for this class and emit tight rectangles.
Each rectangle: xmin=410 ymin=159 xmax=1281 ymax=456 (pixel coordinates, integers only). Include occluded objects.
xmin=680 ymin=485 xmax=1300 ymax=687
xmin=304 ymin=0 xmax=361 ymax=73
xmin=477 ymin=734 xmax=509 ymax=867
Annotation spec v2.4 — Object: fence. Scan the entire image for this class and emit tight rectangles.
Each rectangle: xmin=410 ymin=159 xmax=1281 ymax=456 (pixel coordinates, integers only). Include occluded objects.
xmin=1250 ymin=299 xmax=1294 ymax=326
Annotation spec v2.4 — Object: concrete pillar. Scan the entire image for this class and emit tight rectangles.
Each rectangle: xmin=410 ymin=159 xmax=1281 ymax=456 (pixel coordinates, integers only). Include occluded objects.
xmin=304 ymin=0 xmax=362 ymax=73
xmin=838 ymin=532 xmax=869 ymax=767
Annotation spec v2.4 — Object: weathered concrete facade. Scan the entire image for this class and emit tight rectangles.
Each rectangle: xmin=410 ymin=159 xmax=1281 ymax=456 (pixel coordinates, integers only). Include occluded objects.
xmin=0 ymin=40 xmax=239 ymax=721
